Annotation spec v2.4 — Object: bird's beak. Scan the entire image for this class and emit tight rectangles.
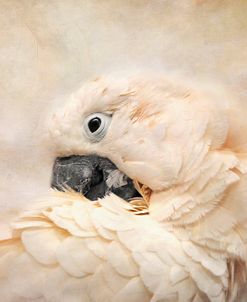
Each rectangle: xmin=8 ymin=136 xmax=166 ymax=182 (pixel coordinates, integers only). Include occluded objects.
xmin=51 ymin=155 xmax=141 ymax=201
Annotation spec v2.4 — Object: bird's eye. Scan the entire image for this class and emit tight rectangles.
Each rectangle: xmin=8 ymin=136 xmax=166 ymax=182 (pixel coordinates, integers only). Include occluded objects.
xmin=88 ymin=117 xmax=101 ymax=133
xmin=83 ymin=113 xmax=112 ymax=142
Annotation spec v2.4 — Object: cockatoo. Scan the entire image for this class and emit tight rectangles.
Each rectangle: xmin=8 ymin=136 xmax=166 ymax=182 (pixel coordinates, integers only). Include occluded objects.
xmin=1 ymin=74 xmax=247 ymax=302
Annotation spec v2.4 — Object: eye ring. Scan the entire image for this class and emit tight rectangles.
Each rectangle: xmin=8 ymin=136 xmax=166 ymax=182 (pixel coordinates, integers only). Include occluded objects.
xmin=83 ymin=113 xmax=112 ymax=142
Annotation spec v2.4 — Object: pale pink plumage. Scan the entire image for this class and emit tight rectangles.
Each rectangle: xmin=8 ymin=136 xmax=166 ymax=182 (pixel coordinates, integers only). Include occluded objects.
xmin=1 ymin=74 xmax=247 ymax=301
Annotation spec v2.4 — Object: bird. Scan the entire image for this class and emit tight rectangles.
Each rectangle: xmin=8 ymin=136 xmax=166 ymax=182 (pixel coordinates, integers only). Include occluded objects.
xmin=1 ymin=73 xmax=247 ymax=302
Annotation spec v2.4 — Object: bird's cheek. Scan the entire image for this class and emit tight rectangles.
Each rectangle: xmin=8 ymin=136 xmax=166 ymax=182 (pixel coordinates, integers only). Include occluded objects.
xmin=107 ymin=157 xmax=176 ymax=191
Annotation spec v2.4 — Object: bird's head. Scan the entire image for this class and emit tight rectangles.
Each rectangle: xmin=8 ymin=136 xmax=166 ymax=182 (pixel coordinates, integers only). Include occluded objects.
xmin=49 ymin=74 xmax=229 ymax=204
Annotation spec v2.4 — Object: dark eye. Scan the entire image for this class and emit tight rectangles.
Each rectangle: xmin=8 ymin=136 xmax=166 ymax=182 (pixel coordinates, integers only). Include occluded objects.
xmin=84 ymin=113 xmax=112 ymax=142
xmin=88 ymin=117 xmax=101 ymax=133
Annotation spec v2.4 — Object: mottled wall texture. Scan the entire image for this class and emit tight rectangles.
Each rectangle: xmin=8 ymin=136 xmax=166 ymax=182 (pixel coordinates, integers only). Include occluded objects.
xmin=1 ymin=0 xmax=247 ymax=224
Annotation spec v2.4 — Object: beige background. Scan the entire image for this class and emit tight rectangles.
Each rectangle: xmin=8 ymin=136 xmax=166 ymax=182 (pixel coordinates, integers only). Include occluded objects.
xmin=0 ymin=0 xmax=247 ymax=222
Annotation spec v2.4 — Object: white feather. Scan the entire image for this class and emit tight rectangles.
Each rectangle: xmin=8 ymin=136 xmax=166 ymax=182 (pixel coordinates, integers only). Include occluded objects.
xmin=56 ymin=236 xmax=102 ymax=277
xmin=107 ymin=241 xmax=139 ymax=277
xmin=114 ymin=277 xmax=151 ymax=302
xmin=21 ymin=228 xmax=66 ymax=265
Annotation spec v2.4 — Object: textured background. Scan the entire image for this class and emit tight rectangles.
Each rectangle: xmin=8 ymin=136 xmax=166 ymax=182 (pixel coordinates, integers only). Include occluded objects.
xmin=0 ymin=0 xmax=247 ymax=224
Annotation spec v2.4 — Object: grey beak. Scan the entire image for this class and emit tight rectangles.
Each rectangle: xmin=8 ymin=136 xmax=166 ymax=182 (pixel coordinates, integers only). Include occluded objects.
xmin=51 ymin=155 xmax=140 ymax=201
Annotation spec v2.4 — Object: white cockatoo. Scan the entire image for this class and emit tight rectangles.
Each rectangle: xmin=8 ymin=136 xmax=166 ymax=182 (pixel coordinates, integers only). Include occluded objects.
xmin=1 ymin=74 xmax=247 ymax=302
